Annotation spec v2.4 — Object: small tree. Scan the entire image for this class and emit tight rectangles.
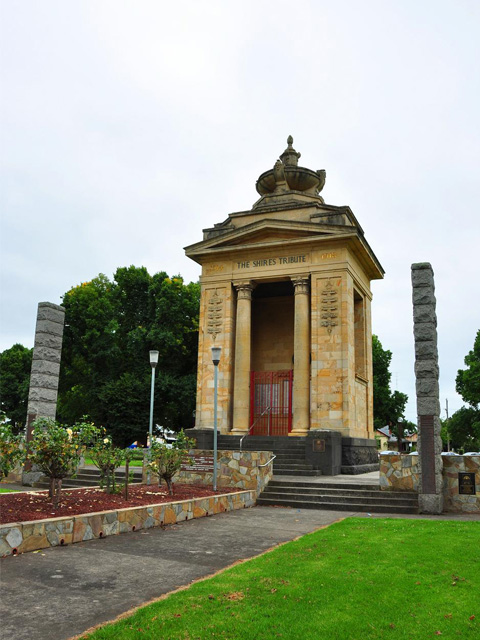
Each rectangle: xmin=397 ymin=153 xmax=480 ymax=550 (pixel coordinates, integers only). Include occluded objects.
xmin=148 ymin=431 xmax=195 ymax=495
xmin=28 ymin=418 xmax=90 ymax=508
xmin=0 ymin=423 xmax=26 ymax=479
xmin=88 ymin=433 xmax=125 ymax=494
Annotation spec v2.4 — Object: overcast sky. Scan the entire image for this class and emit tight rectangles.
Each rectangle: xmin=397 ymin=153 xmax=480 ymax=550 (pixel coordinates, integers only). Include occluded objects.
xmin=1 ymin=0 xmax=479 ymax=423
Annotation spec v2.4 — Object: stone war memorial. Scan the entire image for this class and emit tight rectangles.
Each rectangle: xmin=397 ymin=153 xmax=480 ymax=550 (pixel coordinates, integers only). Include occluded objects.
xmin=185 ymin=137 xmax=384 ymax=475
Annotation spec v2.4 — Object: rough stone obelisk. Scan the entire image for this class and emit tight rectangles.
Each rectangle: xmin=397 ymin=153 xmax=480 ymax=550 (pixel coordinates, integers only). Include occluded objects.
xmin=23 ymin=302 xmax=65 ymax=485
xmin=411 ymin=263 xmax=443 ymax=514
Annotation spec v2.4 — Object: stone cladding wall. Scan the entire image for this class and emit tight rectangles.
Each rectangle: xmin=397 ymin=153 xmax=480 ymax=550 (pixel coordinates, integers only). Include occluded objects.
xmin=0 ymin=491 xmax=255 ymax=556
xmin=175 ymin=450 xmax=274 ymax=495
xmin=379 ymin=454 xmax=419 ymax=492
xmin=442 ymin=455 xmax=480 ymax=513
xmin=380 ymin=454 xmax=479 ymax=513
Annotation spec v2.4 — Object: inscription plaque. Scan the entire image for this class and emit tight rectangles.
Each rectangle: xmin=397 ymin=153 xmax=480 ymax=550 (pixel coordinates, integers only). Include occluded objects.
xmin=181 ymin=454 xmax=214 ymax=473
xmin=313 ymin=439 xmax=326 ymax=453
xmin=458 ymin=472 xmax=476 ymax=495
xmin=419 ymin=414 xmax=436 ymax=493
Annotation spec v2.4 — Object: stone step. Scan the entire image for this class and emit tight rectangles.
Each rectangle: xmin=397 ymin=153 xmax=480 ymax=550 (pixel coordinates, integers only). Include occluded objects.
xmin=77 ymin=468 xmax=142 ymax=479
xmin=273 ymin=463 xmax=317 ymax=471
xmin=256 ymin=496 xmax=418 ymax=514
xmin=265 ymin=485 xmax=416 ymax=499
xmin=269 ymin=479 xmax=381 ymax=491
xmin=272 ymin=468 xmax=323 ymax=477
xmin=261 ymin=491 xmax=418 ymax=507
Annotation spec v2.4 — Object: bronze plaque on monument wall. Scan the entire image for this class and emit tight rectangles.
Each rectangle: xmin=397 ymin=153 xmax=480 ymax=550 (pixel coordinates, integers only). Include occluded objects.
xmin=313 ymin=439 xmax=326 ymax=452
xmin=458 ymin=472 xmax=476 ymax=495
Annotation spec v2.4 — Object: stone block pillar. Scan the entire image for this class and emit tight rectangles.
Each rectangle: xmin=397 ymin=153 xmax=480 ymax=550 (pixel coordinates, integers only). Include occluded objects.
xmin=232 ymin=282 xmax=253 ymax=434
xmin=412 ymin=263 xmax=443 ymax=514
xmin=23 ymin=302 xmax=65 ymax=485
xmin=291 ymin=275 xmax=310 ymax=435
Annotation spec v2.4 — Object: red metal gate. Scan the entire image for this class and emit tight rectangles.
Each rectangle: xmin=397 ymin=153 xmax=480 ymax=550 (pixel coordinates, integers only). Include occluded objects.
xmin=249 ymin=370 xmax=293 ymax=436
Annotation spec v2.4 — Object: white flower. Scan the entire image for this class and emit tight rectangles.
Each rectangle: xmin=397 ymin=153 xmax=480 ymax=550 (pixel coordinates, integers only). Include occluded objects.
xmin=66 ymin=428 xmax=73 ymax=440
xmin=103 ymin=438 xmax=110 ymax=444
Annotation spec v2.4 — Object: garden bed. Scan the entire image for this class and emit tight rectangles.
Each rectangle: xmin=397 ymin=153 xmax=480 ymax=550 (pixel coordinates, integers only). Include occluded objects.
xmin=0 ymin=485 xmax=256 ymax=556
xmin=0 ymin=483 xmax=235 ymax=525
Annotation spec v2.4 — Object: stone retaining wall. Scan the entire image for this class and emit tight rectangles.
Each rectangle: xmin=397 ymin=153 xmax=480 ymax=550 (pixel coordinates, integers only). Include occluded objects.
xmin=380 ymin=454 xmax=480 ymax=513
xmin=0 ymin=490 xmax=255 ymax=556
xmin=175 ymin=449 xmax=274 ymax=495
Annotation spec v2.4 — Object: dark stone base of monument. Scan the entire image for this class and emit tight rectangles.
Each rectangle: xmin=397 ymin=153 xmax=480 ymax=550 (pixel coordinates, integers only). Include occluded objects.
xmin=305 ymin=430 xmax=342 ymax=475
xmin=341 ymin=437 xmax=379 ymax=475
xmin=185 ymin=429 xmax=214 ymax=450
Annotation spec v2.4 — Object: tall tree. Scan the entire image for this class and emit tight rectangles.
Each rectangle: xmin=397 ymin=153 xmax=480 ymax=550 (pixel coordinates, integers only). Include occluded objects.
xmin=446 ymin=330 xmax=480 ymax=450
xmin=57 ymin=267 xmax=200 ymax=446
xmin=0 ymin=343 xmax=32 ymax=432
xmin=372 ymin=335 xmax=408 ymax=431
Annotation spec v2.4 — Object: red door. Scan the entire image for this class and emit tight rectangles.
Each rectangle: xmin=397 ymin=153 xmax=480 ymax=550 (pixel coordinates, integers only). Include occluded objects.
xmin=249 ymin=370 xmax=293 ymax=436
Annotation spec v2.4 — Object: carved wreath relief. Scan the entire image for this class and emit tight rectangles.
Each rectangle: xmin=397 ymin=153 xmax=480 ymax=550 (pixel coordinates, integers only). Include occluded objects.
xmin=207 ymin=290 xmax=223 ymax=340
xmin=320 ymin=281 xmax=338 ymax=333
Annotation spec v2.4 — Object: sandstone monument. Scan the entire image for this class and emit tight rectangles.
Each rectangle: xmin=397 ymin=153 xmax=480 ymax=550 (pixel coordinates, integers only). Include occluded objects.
xmin=185 ymin=137 xmax=384 ymax=473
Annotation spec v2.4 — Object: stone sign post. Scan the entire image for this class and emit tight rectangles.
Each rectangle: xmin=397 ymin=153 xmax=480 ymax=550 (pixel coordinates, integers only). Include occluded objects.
xmin=411 ymin=263 xmax=443 ymax=514
xmin=23 ymin=302 xmax=65 ymax=485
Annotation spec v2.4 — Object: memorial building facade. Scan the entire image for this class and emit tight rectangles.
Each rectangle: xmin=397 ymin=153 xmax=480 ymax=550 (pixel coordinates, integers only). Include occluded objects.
xmin=185 ymin=137 xmax=384 ymax=471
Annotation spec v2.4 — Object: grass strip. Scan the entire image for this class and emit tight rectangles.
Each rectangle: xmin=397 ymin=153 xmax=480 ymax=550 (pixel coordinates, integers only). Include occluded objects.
xmin=0 ymin=488 xmax=18 ymax=493
xmin=78 ymin=518 xmax=479 ymax=640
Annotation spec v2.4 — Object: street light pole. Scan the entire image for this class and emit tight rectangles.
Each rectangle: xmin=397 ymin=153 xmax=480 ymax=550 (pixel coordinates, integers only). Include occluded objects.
xmin=211 ymin=345 xmax=222 ymax=492
xmin=147 ymin=350 xmax=159 ymax=485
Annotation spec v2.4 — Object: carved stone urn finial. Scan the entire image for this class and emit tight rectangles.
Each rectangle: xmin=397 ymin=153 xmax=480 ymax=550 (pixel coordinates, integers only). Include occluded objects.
xmin=280 ymin=135 xmax=301 ymax=167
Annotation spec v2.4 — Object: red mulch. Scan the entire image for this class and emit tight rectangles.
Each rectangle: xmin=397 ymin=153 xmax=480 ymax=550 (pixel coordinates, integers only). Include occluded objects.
xmin=0 ymin=484 xmax=238 ymax=525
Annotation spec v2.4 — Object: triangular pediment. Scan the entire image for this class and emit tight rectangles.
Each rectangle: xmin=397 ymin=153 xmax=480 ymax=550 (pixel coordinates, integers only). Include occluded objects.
xmin=185 ymin=218 xmax=354 ymax=257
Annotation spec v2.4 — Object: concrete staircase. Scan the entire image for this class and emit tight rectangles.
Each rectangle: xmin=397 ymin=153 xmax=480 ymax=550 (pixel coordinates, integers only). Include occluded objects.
xmin=217 ymin=435 xmax=321 ymax=476
xmin=33 ymin=466 xmax=143 ymax=490
xmin=257 ymin=478 xmax=419 ymax=514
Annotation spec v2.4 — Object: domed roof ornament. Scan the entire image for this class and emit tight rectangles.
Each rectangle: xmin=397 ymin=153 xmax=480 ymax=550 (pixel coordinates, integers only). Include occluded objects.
xmin=255 ymin=136 xmax=326 ymax=201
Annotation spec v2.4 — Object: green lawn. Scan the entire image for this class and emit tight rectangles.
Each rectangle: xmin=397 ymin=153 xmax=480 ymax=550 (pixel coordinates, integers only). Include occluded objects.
xmin=79 ymin=518 xmax=479 ymax=639
xmin=0 ymin=487 xmax=18 ymax=493
xmin=83 ymin=457 xmax=143 ymax=468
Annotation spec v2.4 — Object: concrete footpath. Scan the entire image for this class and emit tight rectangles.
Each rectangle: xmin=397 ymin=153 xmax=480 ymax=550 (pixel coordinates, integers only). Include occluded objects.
xmin=1 ymin=506 xmax=478 ymax=640
xmin=0 ymin=506 xmax=349 ymax=640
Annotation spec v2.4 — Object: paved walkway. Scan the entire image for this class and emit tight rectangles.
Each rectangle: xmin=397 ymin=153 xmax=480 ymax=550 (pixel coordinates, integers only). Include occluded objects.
xmin=1 ymin=507 xmax=350 ymax=640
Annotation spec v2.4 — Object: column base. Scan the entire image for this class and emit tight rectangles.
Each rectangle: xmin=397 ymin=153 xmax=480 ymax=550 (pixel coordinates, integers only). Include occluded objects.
xmin=230 ymin=429 xmax=249 ymax=436
xmin=289 ymin=430 xmax=308 ymax=437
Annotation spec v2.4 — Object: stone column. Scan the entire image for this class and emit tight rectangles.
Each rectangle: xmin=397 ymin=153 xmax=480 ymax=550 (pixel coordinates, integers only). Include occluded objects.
xmin=24 ymin=302 xmax=65 ymax=484
xmin=291 ymin=276 xmax=310 ymax=435
xmin=231 ymin=282 xmax=254 ymax=434
xmin=412 ymin=263 xmax=443 ymax=514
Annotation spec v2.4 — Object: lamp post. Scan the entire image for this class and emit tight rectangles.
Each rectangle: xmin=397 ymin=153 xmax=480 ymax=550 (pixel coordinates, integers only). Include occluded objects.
xmin=147 ymin=350 xmax=159 ymax=485
xmin=211 ymin=345 xmax=222 ymax=491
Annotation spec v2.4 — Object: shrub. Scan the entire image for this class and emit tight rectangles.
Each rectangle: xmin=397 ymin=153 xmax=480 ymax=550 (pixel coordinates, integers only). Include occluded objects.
xmin=28 ymin=418 xmax=92 ymax=508
xmin=148 ymin=430 xmax=195 ymax=495
xmin=0 ymin=423 xmax=25 ymax=479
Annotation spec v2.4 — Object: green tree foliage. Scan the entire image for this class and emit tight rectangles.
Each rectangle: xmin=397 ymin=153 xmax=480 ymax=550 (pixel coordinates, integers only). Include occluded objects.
xmin=57 ymin=267 xmax=200 ymax=447
xmin=0 ymin=343 xmax=33 ymax=431
xmin=456 ymin=330 xmax=480 ymax=408
xmin=446 ymin=407 xmax=480 ymax=451
xmin=445 ymin=330 xmax=480 ymax=450
xmin=372 ymin=335 xmax=408 ymax=431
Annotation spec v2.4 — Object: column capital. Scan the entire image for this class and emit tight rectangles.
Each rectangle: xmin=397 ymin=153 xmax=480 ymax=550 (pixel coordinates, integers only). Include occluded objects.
xmin=291 ymin=275 xmax=310 ymax=295
xmin=234 ymin=281 xmax=254 ymax=300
